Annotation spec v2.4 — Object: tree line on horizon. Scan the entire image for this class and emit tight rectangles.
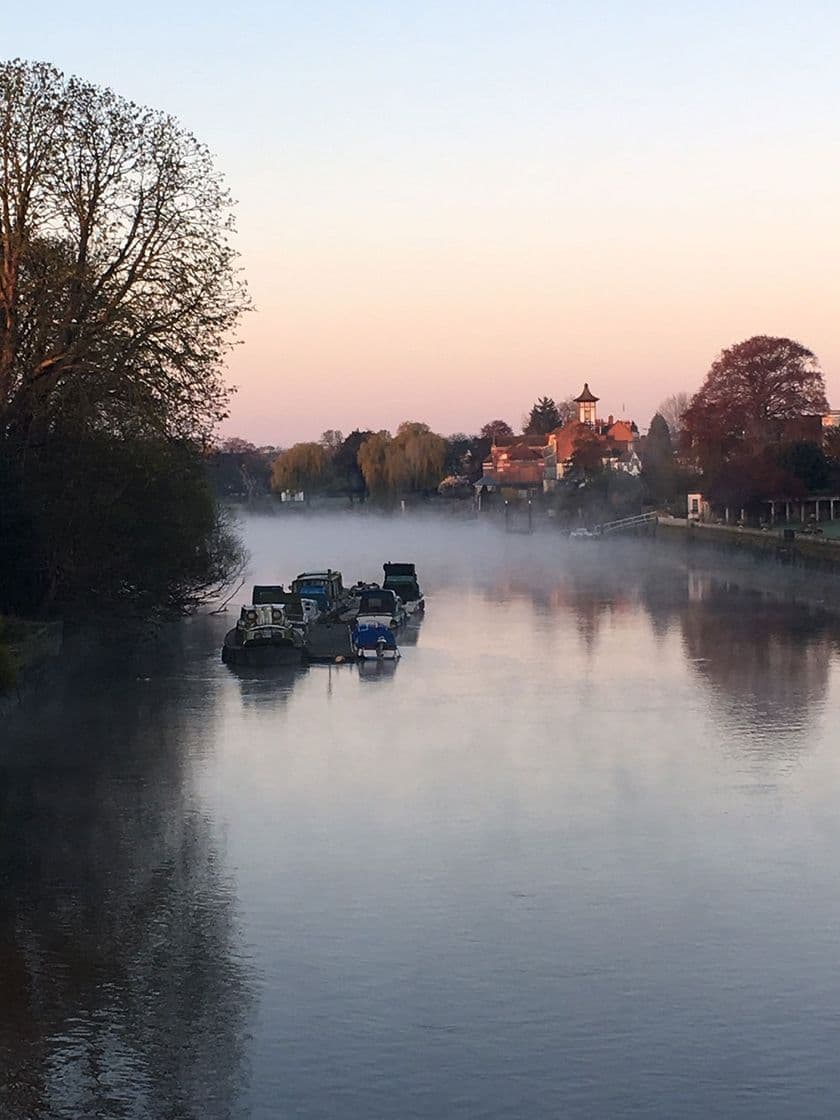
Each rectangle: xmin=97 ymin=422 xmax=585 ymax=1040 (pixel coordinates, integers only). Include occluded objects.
xmin=215 ymin=335 xmax=839 ymax=523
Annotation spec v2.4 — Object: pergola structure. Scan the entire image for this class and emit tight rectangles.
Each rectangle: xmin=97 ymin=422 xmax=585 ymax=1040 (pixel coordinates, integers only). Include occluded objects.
xmin=765 ymin=497 xmax=840 ymax=524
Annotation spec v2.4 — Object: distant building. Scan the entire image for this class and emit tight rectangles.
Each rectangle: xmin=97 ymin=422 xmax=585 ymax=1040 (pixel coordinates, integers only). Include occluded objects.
xmin=481 ymin=434 xmax=547 ymax=491
xmin=478 ymin=383 xmax=639 ymax=493
xmin=543 ymin=384 xmax=639 ymax=488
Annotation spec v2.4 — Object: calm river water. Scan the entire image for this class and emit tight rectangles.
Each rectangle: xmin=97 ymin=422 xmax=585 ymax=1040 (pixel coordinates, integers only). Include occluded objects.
xmin=4 ymin=513 xmax=840 ymax=1119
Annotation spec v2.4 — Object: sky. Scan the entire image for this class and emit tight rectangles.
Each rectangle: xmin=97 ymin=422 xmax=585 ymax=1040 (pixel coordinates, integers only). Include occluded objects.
xmin=6 ymin=2 xmax=840 ymax=444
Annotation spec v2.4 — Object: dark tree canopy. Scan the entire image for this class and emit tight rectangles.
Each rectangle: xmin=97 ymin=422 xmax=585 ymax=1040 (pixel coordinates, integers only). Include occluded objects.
xmin=682 ymin=336 xmax=828 ymax=470
xmin=0 ymin=61 xmax=248 ymax=617
xmin=0 ymin=59 xmax=249 ymax=443
xmin=332 ymin=429 xmax=373 ymax=495
xmin=525 ymin=396 xmax=561 ymax=435
xmin=642 ymin=413 xmax=673 ymax=468
xmin=641 ymin=413 xmax=676 ymax=502
xmin=479 ymin=419 xmax=514 ymax=442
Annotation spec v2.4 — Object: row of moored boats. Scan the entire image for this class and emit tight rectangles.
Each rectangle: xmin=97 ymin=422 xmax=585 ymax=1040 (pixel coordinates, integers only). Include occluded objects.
xmin=221 ymin=563 xmax=424 ymax=666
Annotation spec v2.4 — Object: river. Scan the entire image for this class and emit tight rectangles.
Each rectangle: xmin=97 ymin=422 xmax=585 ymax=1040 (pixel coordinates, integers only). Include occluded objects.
xmin=3 ymin=512 xmax=840 ymax=1119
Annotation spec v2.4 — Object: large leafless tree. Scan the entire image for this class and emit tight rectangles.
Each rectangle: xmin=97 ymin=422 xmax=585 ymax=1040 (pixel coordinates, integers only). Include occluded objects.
xmin=0 ymin=59 xmax=249 ymax=443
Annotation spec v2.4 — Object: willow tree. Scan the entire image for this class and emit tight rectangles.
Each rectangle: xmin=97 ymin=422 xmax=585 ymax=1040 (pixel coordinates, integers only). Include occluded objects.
xmin=0 ymin=59 xmax=249 ymax=443
xmin=357 ymin=430 xmax=392 ymax=499
xmin=271 ymin=442 xmax=332 ymax=495
xmin=386 ymin=421 xmax=447 ymax=492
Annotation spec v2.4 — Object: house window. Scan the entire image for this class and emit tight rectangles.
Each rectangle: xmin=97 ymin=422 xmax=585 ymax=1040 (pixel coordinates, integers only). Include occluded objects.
xmin=691 ymin=498 xmax=699 ymax=514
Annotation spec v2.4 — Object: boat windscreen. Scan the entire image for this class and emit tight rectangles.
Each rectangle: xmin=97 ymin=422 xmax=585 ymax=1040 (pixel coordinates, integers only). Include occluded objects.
xmin=252 ymin=585 xmax=285 ymax=604
xmin=359 ymin=591 xmax=397 ymax=613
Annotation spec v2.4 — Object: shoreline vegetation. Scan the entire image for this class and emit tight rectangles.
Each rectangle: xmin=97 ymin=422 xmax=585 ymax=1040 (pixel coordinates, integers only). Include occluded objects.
xmin=0 ymin=61 xmax=249 ymax=669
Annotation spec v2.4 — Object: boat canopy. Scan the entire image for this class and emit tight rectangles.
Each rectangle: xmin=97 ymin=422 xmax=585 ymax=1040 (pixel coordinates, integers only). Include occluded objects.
xmin=252 ymin=585 xmax=286 ymax=605
xmin=383 ymin=562 xmax=416 ymax=577
xmin=358 ymin=588 xmax=400 ymax=615
xmin=383 ymin=563 xmax=420 ymax=601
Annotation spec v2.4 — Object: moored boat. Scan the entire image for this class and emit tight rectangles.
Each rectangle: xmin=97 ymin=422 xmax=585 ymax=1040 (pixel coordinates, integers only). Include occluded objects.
xmin=355 ymin=586 xmax=406 ymax=629
xmin=352 ymin=620 xmax=400 ymax=660
xmin=382 ymin=562 xmax=425 ymax=614
xmin=221 ymin=593 xmax=306 ymax=666
xmin=290 ymin=570 xmax=346 ymax=616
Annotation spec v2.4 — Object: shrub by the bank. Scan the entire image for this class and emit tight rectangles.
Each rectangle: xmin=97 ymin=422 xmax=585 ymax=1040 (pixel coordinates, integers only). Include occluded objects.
xmin=0 ymin=434 xmax=245 ymax=621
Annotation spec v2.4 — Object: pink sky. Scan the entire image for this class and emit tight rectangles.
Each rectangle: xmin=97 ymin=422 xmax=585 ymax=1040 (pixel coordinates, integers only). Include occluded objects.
xmin=11 ymin=3 xmax=837 ymax=448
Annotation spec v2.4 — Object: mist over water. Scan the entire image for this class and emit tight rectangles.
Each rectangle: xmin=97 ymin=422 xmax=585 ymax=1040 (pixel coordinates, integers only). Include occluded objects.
xmin=4 ymin=511 xmax=840 ymax=1118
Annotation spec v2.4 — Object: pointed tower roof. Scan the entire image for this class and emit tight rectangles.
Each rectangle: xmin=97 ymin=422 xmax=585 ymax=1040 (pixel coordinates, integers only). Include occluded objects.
xmin=574 ymin=382 xmax=599 ymax=403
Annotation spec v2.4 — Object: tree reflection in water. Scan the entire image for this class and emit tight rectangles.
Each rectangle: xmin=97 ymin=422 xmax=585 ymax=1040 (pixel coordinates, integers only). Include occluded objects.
xmin=0 ymin=624 xmax=253 ymax=1120
xmin=677 ymin=578 xmax=835 ymax=740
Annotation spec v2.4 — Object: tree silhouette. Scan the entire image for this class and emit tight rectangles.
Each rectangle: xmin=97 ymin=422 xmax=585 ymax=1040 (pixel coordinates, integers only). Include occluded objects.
xmin=525 ymin=397 xmax=561 ymax=435
xmin=0 ymin=60 xmax=249 ymax=444
xmin=683 ymin=337 xmax=828 ymax=472
xmin=641 ymin=413 xmax=675 ymax=501
xmin=479 ymin=420 xmax=514 ymax=442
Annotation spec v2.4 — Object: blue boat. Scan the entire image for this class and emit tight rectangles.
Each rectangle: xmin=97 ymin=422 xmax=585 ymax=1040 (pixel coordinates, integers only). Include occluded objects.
xmin=352 ymin=620 xmax=400 ymax=660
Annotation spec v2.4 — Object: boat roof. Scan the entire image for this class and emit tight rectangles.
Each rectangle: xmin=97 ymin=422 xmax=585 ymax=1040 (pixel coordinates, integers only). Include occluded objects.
xmin=383 ymin=562 xmax=416 ymax=576
xmin=252 ymin=585 xmax=286 ymax=604
xmin=359 ymin=588 xmax=399 ymax=607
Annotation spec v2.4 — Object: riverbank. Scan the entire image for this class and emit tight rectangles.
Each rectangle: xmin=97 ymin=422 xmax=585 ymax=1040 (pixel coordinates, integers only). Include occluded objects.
xmin=657 ymin=516 xmax=840 ymax=575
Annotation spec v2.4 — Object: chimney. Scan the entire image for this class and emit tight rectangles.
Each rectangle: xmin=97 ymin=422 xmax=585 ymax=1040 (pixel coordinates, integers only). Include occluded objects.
xmin=607 ymin=414 xmax=614 ymax=426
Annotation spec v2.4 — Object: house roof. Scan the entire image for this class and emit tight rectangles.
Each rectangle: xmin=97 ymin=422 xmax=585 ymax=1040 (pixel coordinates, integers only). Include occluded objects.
xmin=492 ymin=433 xmax=546 ymax=448
xmin=493 ymin=441 xmax=544 ymax=461
xmin=606 ymin=420 xmax=634 ymax=443
xmin=574 ymin=382 xmax=599 ymax=403
xmin=549 ymin=420 xmax=589 ymax=461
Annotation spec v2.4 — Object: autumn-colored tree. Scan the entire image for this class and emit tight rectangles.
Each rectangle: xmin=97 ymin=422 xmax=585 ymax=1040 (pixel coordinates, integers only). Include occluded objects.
xmin=479 ymin=419 xmax=514 ymax=442
xmin=570 ymin=428 xmax=604 ymax=474
xmin=682 ymin=337 xmax=828 ymax=473
xmin=386 ymin=422 xmax=447 ymax=493
xmin=356 ymin=431 xmax=392 ymax=498
xmin=271 ymin=443 xmax=332 ymax=495
xmin=525 ymin=397 xmax=561 ymax=435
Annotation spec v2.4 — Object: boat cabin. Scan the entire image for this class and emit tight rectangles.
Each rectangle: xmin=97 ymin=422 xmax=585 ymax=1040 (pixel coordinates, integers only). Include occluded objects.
xmin=357 ymin=587 xmax=404 ymax=625
xmin=290 ymin=570 xmax=344 ymax=613
xmin=382 ymin=562 xmax=421 ymax=604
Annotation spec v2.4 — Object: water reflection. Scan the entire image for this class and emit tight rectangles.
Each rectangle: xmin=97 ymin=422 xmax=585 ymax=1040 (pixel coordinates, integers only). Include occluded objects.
xmin=677 ymin=579 xmax=834 ymax=742
xmin=0 ymin=623 xmax=252 ymax=1120
xmin=357 ymin=658 xmax=400 ymax=683
xmin=225 ymin=661 xmax=308 ymax=708
xmin=398 ymin=618 xmax=424 ymax=647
